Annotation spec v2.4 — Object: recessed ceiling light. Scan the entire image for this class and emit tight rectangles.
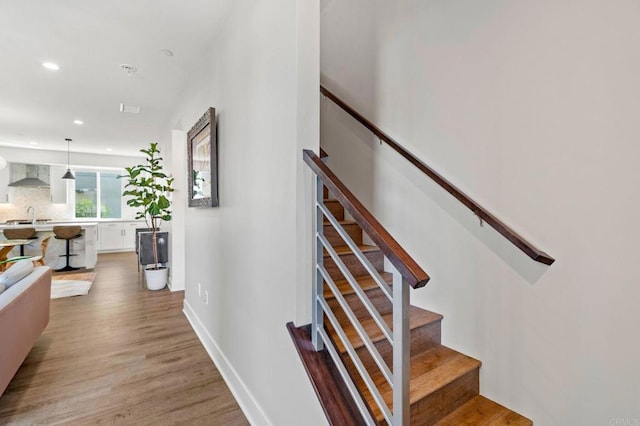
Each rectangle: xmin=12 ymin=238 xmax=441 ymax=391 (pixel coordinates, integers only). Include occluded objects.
xmin=29 ymin=141 xmax=38 ymax=145
xmin=160 ymin=49 xmax=174 ymax=57
xmin=42 ymin=62 xmax=60 ymax=71
xmin=73 ymin=120 xmax=84 ymax=125
xmin=106 ymin=148 xmax=113 ymax=152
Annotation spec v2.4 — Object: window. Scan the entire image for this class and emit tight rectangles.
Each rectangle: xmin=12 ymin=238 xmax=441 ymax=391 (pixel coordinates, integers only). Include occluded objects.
xmin=100 ymin=172 xmax=121 ymax=218
xmin=75 ymin=172 xmax=97 ymax=217
xmin=75 ymin=171 xmax=122 ymax=219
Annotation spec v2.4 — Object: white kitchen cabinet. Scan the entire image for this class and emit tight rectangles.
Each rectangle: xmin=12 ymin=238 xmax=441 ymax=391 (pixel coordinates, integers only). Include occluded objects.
xmin=0 ymin=166 xmax=9 ymax=203
xmin=49 ymin=165 xmax=69 ymax=204
xmin=123 ymin=222 xmax=143 ymax=250
xmin=99 ymin=223 xmax=124 ymax=251
xmin=98 ymin=221 xmax=146 ymax=252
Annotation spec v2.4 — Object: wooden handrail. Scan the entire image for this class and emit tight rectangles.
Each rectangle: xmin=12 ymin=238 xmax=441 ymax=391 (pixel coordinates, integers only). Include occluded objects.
xmin=320 ymin=85 xmax=555 ymax=265
xmin=304 ymin=149 xmax=430 ymax=289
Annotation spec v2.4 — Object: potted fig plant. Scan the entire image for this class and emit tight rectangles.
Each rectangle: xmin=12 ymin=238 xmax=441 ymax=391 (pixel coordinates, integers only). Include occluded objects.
xmin=121 ymin=142 xmax=174 ymax=290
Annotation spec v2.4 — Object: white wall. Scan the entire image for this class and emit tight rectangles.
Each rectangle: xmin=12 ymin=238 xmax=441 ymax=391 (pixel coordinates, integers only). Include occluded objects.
xmin=163 ymin=1 xmax=324 ymax=424
xmin=321 ymin=1 xmax=640 ymax=425
xmin=164 ymin=130 xmax=187 ymax=291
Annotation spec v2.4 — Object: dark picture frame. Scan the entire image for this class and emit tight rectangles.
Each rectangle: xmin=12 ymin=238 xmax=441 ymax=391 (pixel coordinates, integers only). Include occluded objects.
xmin=187 ymin=107 xmax=218 ymax=207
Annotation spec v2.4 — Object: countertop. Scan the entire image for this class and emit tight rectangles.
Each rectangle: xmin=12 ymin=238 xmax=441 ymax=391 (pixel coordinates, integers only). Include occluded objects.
xmin=0 ymin=222 xmax=98 ymax=231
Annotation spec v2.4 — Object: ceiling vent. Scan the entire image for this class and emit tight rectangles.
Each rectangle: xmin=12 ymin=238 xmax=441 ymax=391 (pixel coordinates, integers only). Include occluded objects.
xmin=120 ymin=103 xmax=141 ymax=114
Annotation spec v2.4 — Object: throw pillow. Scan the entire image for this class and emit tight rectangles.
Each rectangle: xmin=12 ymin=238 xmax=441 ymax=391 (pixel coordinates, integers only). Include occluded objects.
xmin=0 ymin=259 xmax=34 ymax=288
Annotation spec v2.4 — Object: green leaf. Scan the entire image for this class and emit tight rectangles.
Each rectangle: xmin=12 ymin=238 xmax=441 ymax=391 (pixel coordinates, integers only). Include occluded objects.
xmin=158 ymin=195 xmax=170 ymax=209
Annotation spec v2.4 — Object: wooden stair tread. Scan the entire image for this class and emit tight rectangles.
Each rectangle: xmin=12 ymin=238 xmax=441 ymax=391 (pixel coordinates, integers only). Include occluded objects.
xmin=324 ymin=244 xmax=379 ymax=257
xmin=363 ymin=345 xmax=481 ymax=422
xmin=383 ymin=345 xmax=481 ymax=404
xmin=323 ymin=272 xmax=393 ymax=299
xmin=330 ymin=306 xmax=443 ymax=353
xmin=434 ymin=395 xmax=532 ymax=425
xmin=323 ymin=219 xmax=357 ymax=226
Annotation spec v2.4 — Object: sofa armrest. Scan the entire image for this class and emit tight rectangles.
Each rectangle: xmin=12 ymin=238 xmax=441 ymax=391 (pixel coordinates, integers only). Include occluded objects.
xmin=0 ymin=266 xmax=51 ymax=395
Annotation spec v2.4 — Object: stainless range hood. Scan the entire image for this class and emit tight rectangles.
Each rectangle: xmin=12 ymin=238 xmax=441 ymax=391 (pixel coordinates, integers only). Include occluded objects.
xmin=8 ymin=164 xmax=50 ymax=188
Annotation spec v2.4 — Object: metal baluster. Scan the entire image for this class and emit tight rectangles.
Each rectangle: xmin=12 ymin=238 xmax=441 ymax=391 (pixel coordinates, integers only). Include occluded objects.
xmin=392 ymin=265 xmax=410 ymax=425
xmin=317 ymin=261 xmax=393 ymax=385
xmin=317 ymin=327 xmax=377 ymax=425
xmin=312 ymin=175 xmax=324 ymax=351
xmin=317 ymin=202 xmax=393 ymax=301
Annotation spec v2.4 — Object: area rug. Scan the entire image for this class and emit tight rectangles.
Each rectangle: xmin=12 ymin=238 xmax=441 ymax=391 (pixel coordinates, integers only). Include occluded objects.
xmin=51 ymin=272 xmax=97 ymax=299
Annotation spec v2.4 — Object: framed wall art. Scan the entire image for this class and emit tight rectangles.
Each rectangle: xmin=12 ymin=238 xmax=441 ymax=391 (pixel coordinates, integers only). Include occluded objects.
xmin=187 ymin=107 xmax=218 ymax=207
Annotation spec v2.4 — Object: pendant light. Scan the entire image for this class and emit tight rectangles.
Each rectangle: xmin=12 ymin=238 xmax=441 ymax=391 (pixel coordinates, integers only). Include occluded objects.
xmin=62 ymin=138 xmax=75 ymax=180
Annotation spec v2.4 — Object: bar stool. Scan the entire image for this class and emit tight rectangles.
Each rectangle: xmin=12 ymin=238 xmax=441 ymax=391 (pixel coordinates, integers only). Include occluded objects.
xmin=53 ymin=226 xmax=82 ymax=272
xmin=29 ymin=235 xmax=52 ymax=267
xmin=3 ymin=228 xmax=38 ymax=256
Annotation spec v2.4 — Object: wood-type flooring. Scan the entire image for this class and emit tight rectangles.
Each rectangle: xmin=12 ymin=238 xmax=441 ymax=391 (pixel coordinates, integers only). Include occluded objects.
xmin=0 ymin=252 xmax=248 ymax=425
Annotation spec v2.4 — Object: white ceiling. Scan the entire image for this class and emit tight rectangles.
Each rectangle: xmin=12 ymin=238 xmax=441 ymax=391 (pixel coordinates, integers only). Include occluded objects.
xmin=0 ymin=0 xmax=230 ymax=157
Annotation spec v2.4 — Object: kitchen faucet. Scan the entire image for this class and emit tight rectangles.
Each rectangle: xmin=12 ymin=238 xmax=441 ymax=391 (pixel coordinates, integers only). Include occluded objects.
xmin=27 ymin=206 xmax=36 ymax=224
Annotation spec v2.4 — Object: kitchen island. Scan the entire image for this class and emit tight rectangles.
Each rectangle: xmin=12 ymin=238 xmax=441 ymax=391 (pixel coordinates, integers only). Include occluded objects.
xmin=0 ymin=222 xmax=97 ymax=269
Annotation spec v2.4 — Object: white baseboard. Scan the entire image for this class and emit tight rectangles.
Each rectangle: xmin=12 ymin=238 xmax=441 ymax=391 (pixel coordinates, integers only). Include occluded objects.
xmin=167 ymin=270 xmax=184 ymax=291
xmin=97 ymin=248 xmax=135 ymax=254
xmin=168 ymin=279 xmax=184 ymax=291
xmin=183 ymin=300 xmax=271 ymax=426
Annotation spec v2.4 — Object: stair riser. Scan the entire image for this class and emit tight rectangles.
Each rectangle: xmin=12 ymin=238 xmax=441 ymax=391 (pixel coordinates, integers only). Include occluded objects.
xmin=357 ymin=364 xmax=479 ymax=425
xmin=326 ymin=316 xmax=441 ymax=368
xmin=326 ymin=287 xmax=392 ymax=319
xmin=408 ymin=368 xmax=479 ymax=426
xmin=347 ymin=288 xmax=392 ymax=318
xmin=338 ymin=350 xmax=479 ymax=426
xmin=324 ymin=223 xmax=363 ymax=246
xmin=358 ymin=320 xmax=442 ymax=369
xmin=323 ymin=200 xmax=344 ymax=221
xmin=324 ymin=251 xmax=384 ymax=282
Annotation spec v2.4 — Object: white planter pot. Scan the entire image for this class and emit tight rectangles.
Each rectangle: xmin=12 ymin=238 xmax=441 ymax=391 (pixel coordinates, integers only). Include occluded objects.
xmin=144 ymin=267 xmax=168 ymax=291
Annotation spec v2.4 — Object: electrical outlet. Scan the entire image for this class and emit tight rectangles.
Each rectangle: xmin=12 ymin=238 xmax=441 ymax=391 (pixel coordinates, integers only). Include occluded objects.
xmin=198 ymin=282 xmax=201 ymax=296
xmin=204 ymin=290 xmax=209 ymax=305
